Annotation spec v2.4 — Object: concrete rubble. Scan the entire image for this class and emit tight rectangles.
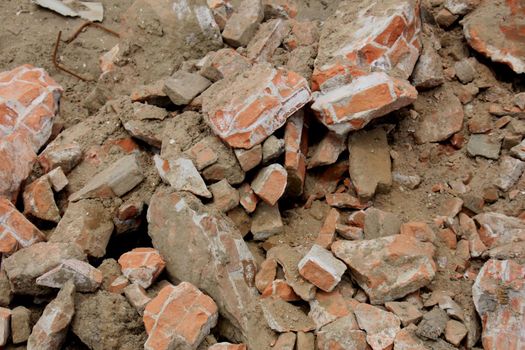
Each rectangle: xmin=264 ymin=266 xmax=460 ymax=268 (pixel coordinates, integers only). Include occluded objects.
xmin=0 ymin=0 xmax=524 ymax=348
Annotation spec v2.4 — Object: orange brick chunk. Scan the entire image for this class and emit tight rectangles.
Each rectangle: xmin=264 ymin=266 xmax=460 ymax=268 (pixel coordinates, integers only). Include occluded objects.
xmin=143 ymin=282 xmax=218 ymax=350
xmin=118 ymin=248 xmax=166 ymax=289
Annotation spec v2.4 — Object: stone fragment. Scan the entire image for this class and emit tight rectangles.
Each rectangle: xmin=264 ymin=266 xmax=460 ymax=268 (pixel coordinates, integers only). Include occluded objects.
xmin=393 ymin=325 xmax=427 ymax=350
xmin=202 ymin=64 xmax=311 ymax=149
xmin=147 ymin=189 xmax=276 ymax=349
xmin=69 ymin=154 xmax=144 ymax=201
xmin=454 ymin=58 xmax=477 ymax=84
xmin=99 ymin=259 xmax=127 ymax=292
xmin=23 ymin=175 xmax=61 ymax=222
xmin=209 ymin=343 xmax=246 ymax=350
xmin=414 ymin=89 xmax=464 ymax=143
xmin=209 ymin=179 xmax=239 ymax=212
xmin=472 ymin=259 xmax=524 ymax=350
xmin=0 ymin=65 xmax=63 ymax=199
xmin=118 ymin=102 xmax=169 ymax=148
xmin=0 ymin=197 xmax=45 ymax=255
xmin=283 ymin=19 xmax=319 ymax=50
xmin=36 ymin=259 xmax=102 ymax=292
xmin=436 ymin=8 xmax=458 ymax=27
xmin=474 ymin=212 xmax=525 ymax=253
xmin=118 ymin=247 xmax=165 ymax=289
xmin=325 ymin=193 xmax=368 ymax=209
xmin=364 ymin=208 xmax=402 ymax=239
xmin=463 ymin=0 xmax=525 ymax=73
xmin=284 ymin=112 xmax=308 ymax=197
xmin=261 ymin=297 xmax=315 ymax=332
xmin=307 ymin=286 xmax=357 ymax=329
xmin=315 ymin=208 xmax=339 ymax=249
xmin=444 ymin=0 xmax=479 ymax=15
xmin=3 ymin=242 xmax=86 ymax=296
xmin=313 ymin=73 xmax=417 ymax=134
xmin=262 ymin=136 xmax=285 ymax=164
xmin=332 ymin=235 xmax=436 ymax=304
xmin=445 ymin=319 xmax=467 ymax=346
xmin=247 ymin=19 xmax=290 ymax=62
xmin=251 ymin=164 xmax=287 ymax=205
xmin=26 ymin=280 xmax=75 ymax=350
xmin=273 ymin=332 xmax=296 ymax=350
xmin=235 ymin=145 xmax=262 ymax=172
xmin=416 ymin=307 xmax=448 ymax=340
xmin=222 ymin=0 xmax=264 ymax=47
xmin=50 ymin=199 xmax=114 ymax=258
xmin=108 ymin=275 xmax=130 ymax=294
xmin=163 ymin=71 xmax=211 ymax=106
xmin=348 ymin=128 xmax=392 ymax=200
xmin=467 ymin=134 xmax=501 ymax=159
xmin=494 ymin=155 xmax=525 ymax=191
xmin=72 ymin=290 xmax=146 ymax=350
xmin=255 ymin=258 xmax=277 ymax=293
xmin=0 ymin=271 xmax=12 ymax=307
xmin=312 ymin=0 xmax=421 ymax=91
xmin=316 ymin=317 xmax=367 ymax=350
xmin=308 ymin=131 xmax=347 ymax=169
xmin=251 ymin=202 xmax=283 ymax=241
xmin=114 ymin=198 xmax=144 ymax=235
xmin=438 ymin=295 xmax=465 ymax=322
xmin=354 ymin=303 xmax=401 ymax=350
xmin=263 ymin=0 xmax=297 ymax=19
xmin=0 ymin=307 xmax=10 ymax=346
xmin=11 ymin=306 xmax=31 ymax=344
xmin=296 ymin=331 xmax=315 ymax=350
xmin=200 ymin=48 xmax=252 ymax=82
xmin=154 ymin=155 xmax=211 ymax=198
xmin=123 ymin=283 xmax=150 ymax=316
xmin=267 ymin=245 xmax=316 ymax=301
xmin=298 ymin=245 xmax=347 ymax=292
xmin=47 ymin=167 xmax=68 ymax=192
xmin=510 ymin=139 xmax=525 ymax=160
xmin=38 ymin=142 xmax=83 ymax=174
xmin=411 ymin=39 xmax=444 ymax=89
xmin=385 ymin=301 xmax=423 ymax=326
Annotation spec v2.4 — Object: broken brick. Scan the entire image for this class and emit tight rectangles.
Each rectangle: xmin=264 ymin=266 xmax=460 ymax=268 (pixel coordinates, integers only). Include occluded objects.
xmin=251 ymin=202 xmax=283 ymax=240
xmin=209 ymin=179 xmax=240 ymax=213
xmin=154 ymin=155 xmax=211 ymax=198
xmin=235 ymin=145 xmax=263 ymax=172
xmin=124 ymin=283 xmax=151 ymax=316
xmin=273 ymin=332 xmax=296 ymax=350
xmin=261 ymin=279 xmax=300 ymax=302
xmin=400 ymin=221 xmax=436 ymax=243
xmin=209 ymin=343 xmax=246 ymax=350
xmin=0 ymin=307 xmax=10 ymax=347
xmin=38 ymin=142 xmax=83 ymax=174
xmin=298 ymin=244 xmax=347 ymax=292
xmin=316 ymin=317 xmax=367 ymax=350
xmin=354 ymin=303 xmax=401 ymax=350
xmin=47 ymin=166 xmax=69 ymax=192
xmin=23 ymin=175 xmax=61 ymax=223
xmin=284 ymin=111 xmax=308 ymax=197
xmin=255 ymin=257 xmax=277 ymax=293
xmin=118 ymin=248 xmax=166 ymax=289
xmin=202 ymin=64 xmax=311 ymax=149
xmin=262 ymin=135 xmax=285 ymax=164
xmin=261 ymin=297 xmax=315 ymax=332
xmin=200 ymin=48 xmax=252 ymax=82
xmin=239 ymin=183 xmax=259 ymax=213
xmin=36 ymin=258 xmax=102 ymax=292
xmin=251 ymin=164 xmax=287 ymax=205
xmin=222 ymin=0 xmax=264 ymax=47
xmin=315 ymin=208 xmax=339 ymax=249
xmin=247 ymin=19 xmax=290 ymax=62
xmin=164 ymin=71 xmax=211 ymax=106
xmin=187 ymin=138 xmax=220 ymax=171
xmin=307 ymin=131 xmax=347 ymax=169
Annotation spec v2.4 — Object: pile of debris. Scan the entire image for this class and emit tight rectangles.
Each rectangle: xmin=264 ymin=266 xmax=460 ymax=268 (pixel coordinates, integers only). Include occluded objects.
xmin=0 ymin=0 xmax=524 ymax=349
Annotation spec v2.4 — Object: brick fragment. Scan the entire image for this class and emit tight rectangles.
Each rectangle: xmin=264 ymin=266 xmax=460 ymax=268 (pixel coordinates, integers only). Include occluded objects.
xmin=239 ymin=183 xmax=259 ymax=213
xmin=222 ymin=0 xmax=264 ymax=47
xmin=38 ymin=142 xmax=83 ymax=173
xmin=416 ymin=307 xmax=448 ymax=340
xmin=326 ymin=193 xmax=369 ymax=210
xmin=332 ymin=235 xmax=436 ymax=304
xmin=69 ymin=154 xmax=144 ymax=201
xmin=124 ymin=283 xmax=151 ymax=316
xmin=255 ymin=258 xmax=277 ymax=293
xmin=262 ymin=135 xmax=285 ymax=164
xmin=261 ymin=279 xmax=300 ymax=301
xmin=36 ymin=258 xmax=102 ymax=292
xmin=494 ymin=155 xmax=525 ymax=192
xmin=164 ymin=71 xmax=211 ymax=106
xmin=308 ymin=131 xmax=346 ymax=169
xmin=154 ymin=155 xmax=211 ymax=198
xmin=144 ymin=282 xmax=218 ymax=350
xmin=50 ymin=199 xmax=114 ymax=258
xmin=445 ymin=319 xmax=467 ymax=346
xmin=315 ymin=208 xmax=339 ymax=249
xmin=284 ymin=111 xmax=307 ymax=197
xmin=47 ymin=166 xmax=68 ymax=192
xmin=207 ymin=0 xmax=234 ymax=31
xmin=354 ymin=303 xmax=401 ymax=350
xmin=298 ymin=245 xmax=347 ymax=292
xmin=251 ymin=164 xmax=287 ymax=205
xmin=296 ymin=331 xmax=315 ymax=350
xmin=108 ymin=275 xmax=130 ymax=294
xmin=400 ymin=221 xmax=436 ymax=243
xmin=202 ymin=64 xmax=311 ymax=149
xmin=312 ymin=73 xmax=417 ymax=134
xmin=235 ymin=145 xmax=262 ymax=172
xmin=283 ymin=19 xmax=319 ymax=50
xmin=393 ymin=325 xmax=427 ymax=350
xmin=27 ymin=280 xmax=75 ymax=349
xmin=263 ymin=0 xmax=297 ymax=19
xmin=23 ymin=175 xmax=61 ymax=223
xmin=247 ymin=19 xmax=290 ymax=62
xmin=11 ymin=306 xmax=30 ymax=344
xmin=118 ymin=248 xmax=165 ymax=289
xmin=186 ymin=138 xmax=219 ymax=171
xmin=384 ymin=301 xmax=423 ymax=326
xmin=209 ymin=343 xmax=246 ymax=350
xmin=261 ymin=297 xmax=315 ymax=332
xmin=251 ymin=202 xmax=283 ymax=240
xmin=316 ymin=317 xmax=367 ymax=350
xmin=0 ymin=307 xmax=10 ymax=346
xmin=411 ymin=38 xmax=444 ymax=89
xmin=200 ymin=48 xmax=252 ymax=82
xmin=209 ymin=179 xmax=239 ymax=212
xmin=0 ymin=197 xmax=46 ymax=255
xmin=273 ymin=332 xmax=296 ymax=350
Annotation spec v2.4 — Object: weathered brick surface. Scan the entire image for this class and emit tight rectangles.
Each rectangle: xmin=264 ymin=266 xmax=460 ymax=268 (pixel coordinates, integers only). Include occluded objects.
xmin=251 ymin=164 xmax=288 ymax=205
xmin=144 ymin=282 xmax=218 ymax=350
xmin=36 ymin=258 xmax=102 ymax=292
xmin=202 ymin=64 xmax=311 ymax=149
xmin=118 ymin=247 xmax=166 ymax=289
xmin=298 ymin=244 xmax=347 ymax=292
xmin=472 ymin=259 xmax=525 ymax=350
xmin=332 ymin=235 xmax=436 ymax=304
xmin=0 ymin=65 xmax=62 ymax=199
xmin=312 ymin=0 xmax=421 ymax=91
xmin=0 ymin=196 xmax=45 ymax=255
xmin=354 ymin=303 xmax=401 ymax=350
xmin=463 ymin=0 xmax=525 ymax=74
xmin=200 ymin=48 xmax=252 ymax=82
xmin=284 ymin=111 xmax=308 ymax=197
xmin=23 ymin=175 xmax=61 ymax=223
xmin=312 ymin=72 xmax=417 ymax=134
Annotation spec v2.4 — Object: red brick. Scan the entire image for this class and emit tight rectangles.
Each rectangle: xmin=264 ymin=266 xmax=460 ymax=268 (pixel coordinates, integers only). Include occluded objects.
xmin=400 ymin=222 xmax=436 ymax=243
xmin=209 ymin=179 xmax=239 ymax=213
xmin=298 ymin=244 xmax=347 ymax=292
xmin=255 ymin=258 xmax=277 ymax=293
xmin=187 ymin=138 xmax=219 ymax=170
xmin=235 ymin=145 xmax=262 ymax=172
xmin=144 ymin=282 xmax=218 ymax=350
xmin=326 ymin=193 xmax=370 ymax=210
xmin=317 ymin=317 xmax=367 ymax=350
xmin=118 ymin=248 xmax=166 ymax=289
xmin=0 ymin=197 xmax=45 ymax=255
xmin=0 ymin=307 xmax=10 ymax=346
xmin=239 ymin=183 xmax=259 ymax=213
xmin=251 ymin=164 xmax=288 ymax=205
xmin=261 ymin=279 xmax=300 ymax=301
xmin=283 ymin=19 xmax=319 ymax=50
xmin=437 ymin=228 xmax=457 ymax=249
xmin=312 ymin=72 xmax=417 ymax=134
xmin=315 ymin=208 xmax=340 ymax=249
xmin=284 ymin=111 xmax=308 ymax=197
xmin=307 ymin=131 xmax=347 ymax=169
xmin=263 ymin=0 xmax=298 ymax=19
xmin=247 ymin=19 xmax=290 ymax=63
xmin=354 ymin=303 xmax=401 ymax=350
xmin=202 ymin=64 xmax=311 ymax=149
xmin=23 ymin=175 xmax=60 ymax=223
